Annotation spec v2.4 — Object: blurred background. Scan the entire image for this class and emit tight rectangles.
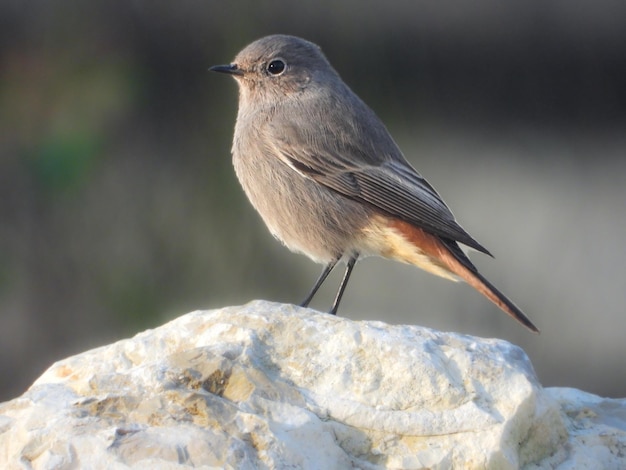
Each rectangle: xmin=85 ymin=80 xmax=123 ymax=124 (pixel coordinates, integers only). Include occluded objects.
xmin=1 ymin=0 xmax=625 ymax=401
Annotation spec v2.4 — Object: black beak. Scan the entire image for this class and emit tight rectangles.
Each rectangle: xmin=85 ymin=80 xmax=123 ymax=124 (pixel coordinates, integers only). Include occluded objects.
xmin=209 ymin=63 xmax=243 ymax=76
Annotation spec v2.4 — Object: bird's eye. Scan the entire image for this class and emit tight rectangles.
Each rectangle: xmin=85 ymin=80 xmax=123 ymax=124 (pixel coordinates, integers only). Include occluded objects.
xmin=267 ymin=59 xmax=286 ymax=75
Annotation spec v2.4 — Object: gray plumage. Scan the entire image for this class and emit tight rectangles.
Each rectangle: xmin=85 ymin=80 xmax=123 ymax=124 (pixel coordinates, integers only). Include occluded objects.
xmin=223 ymin=35 xmax=484 ymax=258
xmin=210 ymin=34 xmax=538 ymax=332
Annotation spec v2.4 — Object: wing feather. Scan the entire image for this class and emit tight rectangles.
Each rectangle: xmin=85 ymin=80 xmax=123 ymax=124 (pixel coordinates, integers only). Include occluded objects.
xmin=267 ymin=96 xmax=491 ymax=255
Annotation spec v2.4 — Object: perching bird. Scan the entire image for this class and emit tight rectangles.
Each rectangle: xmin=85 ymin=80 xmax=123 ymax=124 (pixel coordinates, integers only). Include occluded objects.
xmin=210 ymin=34 xmax=538 ymax=333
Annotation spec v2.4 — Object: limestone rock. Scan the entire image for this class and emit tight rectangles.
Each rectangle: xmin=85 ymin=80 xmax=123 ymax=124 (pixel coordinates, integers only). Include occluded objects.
xmin=0 ymin=301 xmax=624 ymax=469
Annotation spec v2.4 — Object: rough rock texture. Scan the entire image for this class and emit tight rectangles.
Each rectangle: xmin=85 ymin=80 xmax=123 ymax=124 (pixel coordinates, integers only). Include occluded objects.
xmin=0 ymin=301 xmax=624 ymax=469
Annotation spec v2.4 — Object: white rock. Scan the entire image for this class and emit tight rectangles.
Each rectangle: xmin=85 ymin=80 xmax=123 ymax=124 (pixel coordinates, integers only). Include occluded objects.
xmin=0 ymin=301 xmax=624 ymax=469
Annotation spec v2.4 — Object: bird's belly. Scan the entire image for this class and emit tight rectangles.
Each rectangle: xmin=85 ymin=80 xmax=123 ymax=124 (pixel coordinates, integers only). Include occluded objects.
xmin=233 ymin=153 xmax=371 ymax=264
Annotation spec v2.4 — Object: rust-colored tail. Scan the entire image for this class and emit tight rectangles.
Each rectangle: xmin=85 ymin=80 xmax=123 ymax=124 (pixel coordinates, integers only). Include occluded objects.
xmin=390 ymin=219 xmax=539 ymax=333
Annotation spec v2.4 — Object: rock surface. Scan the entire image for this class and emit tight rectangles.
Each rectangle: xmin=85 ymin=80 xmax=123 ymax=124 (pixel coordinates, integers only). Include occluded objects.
xmin=0 ymin=301 xmax=624 ymax=469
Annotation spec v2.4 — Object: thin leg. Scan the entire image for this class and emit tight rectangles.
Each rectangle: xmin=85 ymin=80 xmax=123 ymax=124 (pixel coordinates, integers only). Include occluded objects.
xmin=329 ymin=254 xmax=358 ymax=315
xmin=300 ymin=258 xmax=339 ymax=308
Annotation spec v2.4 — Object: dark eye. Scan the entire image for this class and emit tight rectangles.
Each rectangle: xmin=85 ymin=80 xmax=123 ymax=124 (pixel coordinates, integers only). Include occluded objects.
xmin=267 ymin=59 xmax=286 ymax=75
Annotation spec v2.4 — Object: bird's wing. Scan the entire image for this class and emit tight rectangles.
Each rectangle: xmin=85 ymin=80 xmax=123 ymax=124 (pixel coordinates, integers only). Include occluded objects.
xmin=268 ymin=115 xmax=491 ymax=255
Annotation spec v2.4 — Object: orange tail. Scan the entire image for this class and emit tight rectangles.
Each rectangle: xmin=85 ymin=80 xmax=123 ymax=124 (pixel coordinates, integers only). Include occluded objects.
xmin=389 ymin=219 xmax=539 ymax=333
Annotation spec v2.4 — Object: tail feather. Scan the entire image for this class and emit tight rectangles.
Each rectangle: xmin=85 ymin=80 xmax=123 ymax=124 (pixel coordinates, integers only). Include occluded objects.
xmin=436 ymin=238 xmax=539 ymax=333
xmin=388 ymin=218 xmax=539 ymax=333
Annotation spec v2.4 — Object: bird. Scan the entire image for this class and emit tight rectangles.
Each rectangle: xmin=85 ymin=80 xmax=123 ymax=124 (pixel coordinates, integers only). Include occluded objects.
xmin=210 ymin=34 xmax=538 ymax=333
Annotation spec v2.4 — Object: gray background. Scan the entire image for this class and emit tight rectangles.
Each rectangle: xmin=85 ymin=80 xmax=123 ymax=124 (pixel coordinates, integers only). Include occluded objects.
xmin=1 ymin=0 xmax=625 ymax=401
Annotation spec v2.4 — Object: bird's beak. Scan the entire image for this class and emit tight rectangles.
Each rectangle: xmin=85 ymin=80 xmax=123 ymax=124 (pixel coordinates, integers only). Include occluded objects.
xmin=209 ymin=63 xmax=243 ymax=76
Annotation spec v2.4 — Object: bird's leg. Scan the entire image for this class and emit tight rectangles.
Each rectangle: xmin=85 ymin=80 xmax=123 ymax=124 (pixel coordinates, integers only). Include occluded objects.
xmin=300 ymin=258 xmax=339 ymax=308
xmin=329 ymin=254 xmax=358 ymax=315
